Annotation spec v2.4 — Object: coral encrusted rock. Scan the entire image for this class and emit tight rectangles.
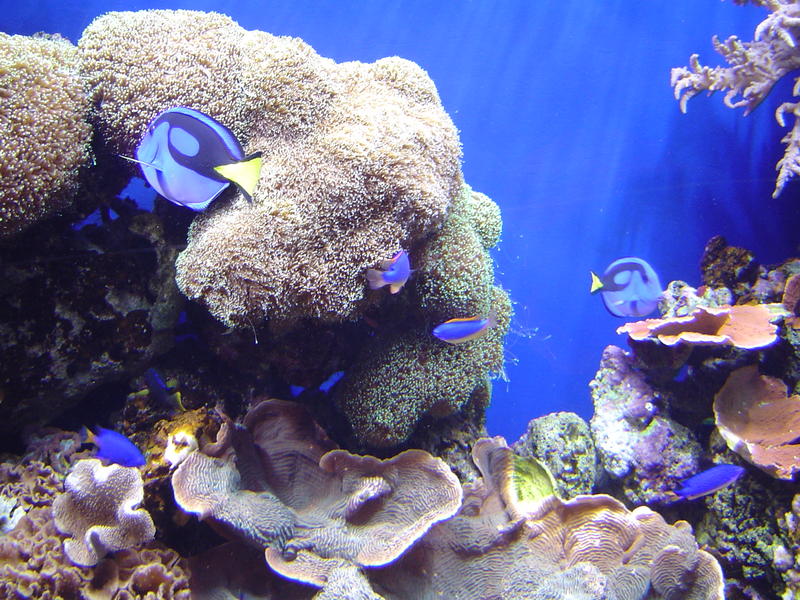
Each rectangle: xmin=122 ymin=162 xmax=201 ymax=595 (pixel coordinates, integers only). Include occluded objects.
xmin=0 ymin=33 xmax=92 ymax=237
xmin=79 ymin=9 xmax=462 ymax=328
xmin=513 ymin=411 xmax=600 ymax=497
xmin=590 ymin=345 xmax=702 ymax=505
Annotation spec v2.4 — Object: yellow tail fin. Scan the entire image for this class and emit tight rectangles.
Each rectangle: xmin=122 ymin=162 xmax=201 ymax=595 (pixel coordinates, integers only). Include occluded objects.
xmin=214 ymin=152 xmax=262 ymax=202
xmin=589 ymin=271 xmax=604 ymax=294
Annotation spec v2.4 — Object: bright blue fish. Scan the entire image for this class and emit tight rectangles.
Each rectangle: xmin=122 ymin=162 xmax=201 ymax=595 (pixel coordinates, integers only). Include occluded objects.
xmin=126 ymin=107 xmax=262 ymax=211
xmin=366 ymin=250 xmax=411 ymax=294
xmin=84 ymin=426 xmax=146 ymax=468
xmin=673 ymin=464 xmax=745 ymax=500
xmin=590 ymin=257 xmax=662 ymax=318
xmin=433 ymin=313 xmax=496 ymax=344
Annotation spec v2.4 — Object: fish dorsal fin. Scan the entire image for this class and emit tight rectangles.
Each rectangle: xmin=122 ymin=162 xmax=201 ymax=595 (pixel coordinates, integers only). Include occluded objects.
xmin=446 ymin=316 xmax=480 ymax=324
xmin=214 ymin=152 xmax=262 ymax=202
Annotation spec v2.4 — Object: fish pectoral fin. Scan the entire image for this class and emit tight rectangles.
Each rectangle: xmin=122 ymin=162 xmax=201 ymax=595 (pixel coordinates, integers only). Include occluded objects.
xmin=118 ymin=154 xmax=163 ymax=171
xmin=365 ymin=269 xmax=386 ymax=289
xmin=214 ymin=152 xmax=262 ymax=202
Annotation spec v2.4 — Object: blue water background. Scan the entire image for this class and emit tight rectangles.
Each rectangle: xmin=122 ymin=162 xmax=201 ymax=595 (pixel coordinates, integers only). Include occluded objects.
xmin=5 ymin=1 xmax=799 ymax=443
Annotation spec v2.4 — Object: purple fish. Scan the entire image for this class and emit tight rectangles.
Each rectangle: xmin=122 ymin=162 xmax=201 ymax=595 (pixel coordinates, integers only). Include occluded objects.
xmin=674 ymin=464 xmax=745 ymax=500
xmin=366 ymin=250 xmax=411 ymax=294
xmin=84 ymin=426 xmax=146 ymax=468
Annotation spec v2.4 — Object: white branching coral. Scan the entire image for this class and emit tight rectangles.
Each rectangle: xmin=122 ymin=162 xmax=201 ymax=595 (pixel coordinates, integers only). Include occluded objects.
xmin=671 ymin=0 xmax=800 ymax=197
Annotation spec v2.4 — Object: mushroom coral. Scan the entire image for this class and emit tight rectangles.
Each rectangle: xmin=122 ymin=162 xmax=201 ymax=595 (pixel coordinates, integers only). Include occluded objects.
xmin=0 ymin=32 xmax=92 ymax=237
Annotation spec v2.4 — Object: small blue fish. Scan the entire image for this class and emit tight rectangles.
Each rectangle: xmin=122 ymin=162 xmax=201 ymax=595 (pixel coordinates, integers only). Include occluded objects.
xmin=590 ymin=257 xmax=662 ymax=318
xmin=143 ymin=368 xmax=185 ymax=411
xmin=673 ymin=464 xmax=745 ymax=500
xmin=124 ymin=107 xmax=262 ymax=211
xmin=143 ymin=368 xmax=171 ymax=406
xmin=366 ymin=250 xmax=411 ymax=294
xmin=433 ymin=313 xmax=496 ymax=344
xmin=84 ymin=427 xmax=146 ymax=468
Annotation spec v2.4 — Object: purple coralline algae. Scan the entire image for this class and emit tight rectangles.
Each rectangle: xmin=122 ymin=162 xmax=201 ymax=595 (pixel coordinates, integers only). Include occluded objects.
xmin=590 ymin=345 xmax=701 ymax=505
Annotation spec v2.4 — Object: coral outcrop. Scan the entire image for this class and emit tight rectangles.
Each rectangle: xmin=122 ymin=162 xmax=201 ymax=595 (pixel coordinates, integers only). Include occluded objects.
xmin=512 ymin=411 xmax=600 ymax=497
xmin=697 ymin=439 xmax=788 ymax=583
xmin=335 ymin=286 xmax=509 ymax=448
xmin=0 ymin=211 xmax=184 ymax=438
xmin=414 ymin=185 xmax=502 ymax=320
xmin=589 ymin=345 xmax=702 ymax=505
xmin=671 ymin=0 xmax=800 ymax=197
xmin=53 ymin=458 xmax=156 ymax=567
xmin=334 ymin=183 xmax=509 ymax=447
xmin=80 ymin=9 xmax=462 ymax=328
xmin=0 ymin=33 xmax=92 ymax=237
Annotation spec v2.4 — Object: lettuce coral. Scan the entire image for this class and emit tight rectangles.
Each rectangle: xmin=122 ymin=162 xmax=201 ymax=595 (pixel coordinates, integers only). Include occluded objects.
xmin=53 ymin=458 xmax=156 ymax=567
xmin=371 ymin=437 xmax=724 ymax=600
xmin=171 ymin=399 xmax=461 ymax=596
xmin=79 ymin=9 xmax=462 ymax=328
xmin=0 ymin=33 xmax=92 ymax=237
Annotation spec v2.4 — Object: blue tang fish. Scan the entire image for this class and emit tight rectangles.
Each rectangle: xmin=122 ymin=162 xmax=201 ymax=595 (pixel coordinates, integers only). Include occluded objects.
xmin=673 ymin=464 xmax=745 ymax=500
xmin=84 ymin=426 xmax=146 ymax=468
xmin=127 ymin=107 xmax=262 ymax=211
xmin=590 ymin=257 xmax=662 ymax=318
xmin=433 ymin=313 xmax=496 ymax=344
xmin=366 ymin=250 xmax=411 ymax=294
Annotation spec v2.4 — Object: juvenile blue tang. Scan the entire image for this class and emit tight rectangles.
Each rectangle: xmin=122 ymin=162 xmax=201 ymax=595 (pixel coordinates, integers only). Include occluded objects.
xmin=84 ymin=426 xmax=146 ymax=468
xmin=673 ymin=464 xmax=745 ymax=500
xmin=433 ymin=313 xmax=496 ymax=344
xmin=366 ymin=250 xmax=411 ymax=293
xmin=590 ymin=257 xmax=662 ymax=318
xmin=129 ymin=107 xmax=262 ymax=211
